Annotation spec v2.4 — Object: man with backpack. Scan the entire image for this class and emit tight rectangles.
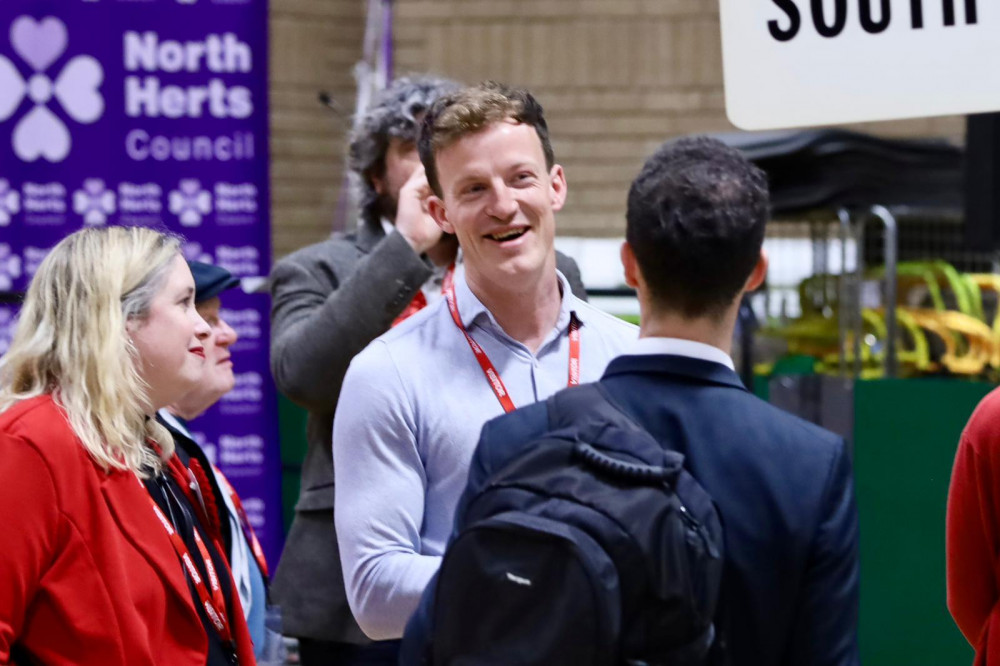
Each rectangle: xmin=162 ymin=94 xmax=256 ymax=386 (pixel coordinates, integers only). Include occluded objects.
xmin=269 ymin=77 xmax=590 ymax=665
xmin=331 ymin=81 xmax=637 ymax=649
xmin=404 ymin=136 xmax=860 ymax=665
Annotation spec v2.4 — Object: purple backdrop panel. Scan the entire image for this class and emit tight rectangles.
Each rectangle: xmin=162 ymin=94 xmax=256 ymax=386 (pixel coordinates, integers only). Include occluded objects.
xmin=0 ymin=233 xmax=19 ymax=294
xmin=0 ymin=0 xmax=270 ymax=287
xmin=0 ymin=0 xmax=281 ymax=562
xmin=0 ymin=302 xmax=20 ymax=356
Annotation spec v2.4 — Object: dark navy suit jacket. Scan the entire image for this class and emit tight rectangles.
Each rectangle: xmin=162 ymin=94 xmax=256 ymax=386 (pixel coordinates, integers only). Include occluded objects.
xmin=403 ymin=354 xmax=859 ymax=666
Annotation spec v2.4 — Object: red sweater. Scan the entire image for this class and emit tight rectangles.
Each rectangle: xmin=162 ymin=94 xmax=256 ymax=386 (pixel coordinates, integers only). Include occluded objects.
xmin=0 ymin=395 xmax=257 ymax=666
xmin=948 ymin=386 xmax=1000 ymax=665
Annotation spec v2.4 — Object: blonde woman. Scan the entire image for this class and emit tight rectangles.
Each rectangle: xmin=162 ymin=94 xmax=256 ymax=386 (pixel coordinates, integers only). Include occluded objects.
xmin=0 ymin=227 xmax=257 ymax=666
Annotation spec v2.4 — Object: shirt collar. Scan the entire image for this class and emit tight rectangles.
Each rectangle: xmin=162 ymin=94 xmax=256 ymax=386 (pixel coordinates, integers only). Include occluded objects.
xmin=628 ymin=336 xmax=735 ymax=371
xmin=157 ymin=408 xmax=194 ymax=439
xmin=379 ymin=217 xmax=394 ymax=236
xmin=453 ymin=266 xmax=578 ymax=334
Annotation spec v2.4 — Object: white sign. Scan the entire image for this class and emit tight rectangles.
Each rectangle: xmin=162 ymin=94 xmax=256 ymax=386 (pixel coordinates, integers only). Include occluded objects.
xmin=719 ymin=0 xmax=998 ymax=129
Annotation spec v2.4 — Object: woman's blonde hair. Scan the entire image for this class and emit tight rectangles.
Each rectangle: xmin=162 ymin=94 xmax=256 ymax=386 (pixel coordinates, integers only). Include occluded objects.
xmin=0 ymin=226 xmax=182 ymax=475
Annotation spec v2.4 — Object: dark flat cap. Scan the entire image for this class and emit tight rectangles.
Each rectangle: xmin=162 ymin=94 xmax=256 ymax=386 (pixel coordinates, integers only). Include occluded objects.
xmin=188 ymin=261 xmax=241 ymax=304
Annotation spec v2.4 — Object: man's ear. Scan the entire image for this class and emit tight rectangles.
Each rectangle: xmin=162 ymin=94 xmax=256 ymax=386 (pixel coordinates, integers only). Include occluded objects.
xmin=744 ymin=248 xmax=768 ymax=293
xmin=549 ymin=165 xmax=568 ymax=212
xmin=620 ymin=241 xmax=640 ymax=289
xmin=427 ymin=196 xmax=454 ymax=234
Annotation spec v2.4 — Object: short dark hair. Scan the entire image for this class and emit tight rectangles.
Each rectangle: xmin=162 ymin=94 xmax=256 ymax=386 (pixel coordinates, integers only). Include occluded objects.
xmin=348 ymin=75 xmax=460 ymax=226
xmin=626 ymin=136 xmax=769 ymax=318
xmin=418 ymin=81 xmax=555 ymax=197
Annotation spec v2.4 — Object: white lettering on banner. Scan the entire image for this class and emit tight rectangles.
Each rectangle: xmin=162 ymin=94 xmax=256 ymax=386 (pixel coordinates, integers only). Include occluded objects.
xmin=124 ymin=32 xmax=252 ymax=73
xmin=219 ymin=434 xmax=264 ymax=466
xmin=122 ymin=32 xmax=254 ymax=121
xmin=125 ymin=77 xmax=252 ymax=119
xmin=125 ymin=129 xmax=255 ymax=162
xmin=215 ymin=245 xmax=260 ymax=276
xmin=118 ymin=182 xmax=163 ymax=213
xmin=242 ymin=497 xmax=265 ymax=529
xmin=214 ymin=182 xmax=258 ymax=213
xmin=222 ymin=372 xmax=263 ymax=404
xmin=22 ymin=183 xmax=66 ymax=214
xmin=718 ymin=0 xmax=999 ymax=129
xmin=22 ymin=183 xmax=65 ymax=197
xmin=220 ymin=308 xmax=262 ymax=341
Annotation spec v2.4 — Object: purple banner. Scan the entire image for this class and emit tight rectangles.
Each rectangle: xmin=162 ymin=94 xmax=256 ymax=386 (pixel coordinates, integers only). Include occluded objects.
xmin=0 ymin=302 xmax=18 ymax=356
xmin=0 ymin=0 xmax=270 ymax=287
xmin=0 ymin=0 xmax=281 ymax=564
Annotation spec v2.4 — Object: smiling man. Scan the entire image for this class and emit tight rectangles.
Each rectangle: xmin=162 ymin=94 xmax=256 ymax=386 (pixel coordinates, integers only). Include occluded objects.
xmin=331 ymin=82 xmax=637 ymax=647
xmin=267 ymin=76 xmax=590 ymax=666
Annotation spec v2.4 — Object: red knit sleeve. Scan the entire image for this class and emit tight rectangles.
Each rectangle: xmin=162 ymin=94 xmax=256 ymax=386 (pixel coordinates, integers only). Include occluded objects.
xmin=947 ymin=393 xmax=1000 ymax=648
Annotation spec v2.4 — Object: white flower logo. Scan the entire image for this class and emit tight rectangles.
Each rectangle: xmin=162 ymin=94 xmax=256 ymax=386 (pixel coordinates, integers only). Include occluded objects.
xmin=169 ymin=179 xmax=212 ymax=227
xmin=182 ymin=241 xmax=214 ymax=264
xmin=0 ymin=308 xmax=14 ymax=356
xmin=0 ymin=16 xmax=104 ymax=162
xmin=72 ymin=178 xmax=115 ymax=226
xmin=0 ymin=179 xmax=19 ymax=226
xmin=0 ymin=243 xmax=22 ymax=291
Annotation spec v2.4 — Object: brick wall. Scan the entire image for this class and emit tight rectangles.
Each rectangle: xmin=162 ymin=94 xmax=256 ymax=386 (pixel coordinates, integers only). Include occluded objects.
xmin=270 ymin=0 xmax=365 ymax=258
xmin=270 ymin=0 xmax=967 ymax=259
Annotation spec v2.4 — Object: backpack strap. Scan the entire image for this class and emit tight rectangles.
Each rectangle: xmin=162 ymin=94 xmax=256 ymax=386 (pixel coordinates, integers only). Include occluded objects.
xmin=546 ymin=383 xmax=682 ymax=471
xmin=546 ymin=383 xmax=636 ymax=432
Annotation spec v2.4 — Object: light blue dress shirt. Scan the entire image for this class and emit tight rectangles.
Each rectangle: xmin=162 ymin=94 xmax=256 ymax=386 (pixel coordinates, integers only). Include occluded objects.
xmin=332 ymin=267 xmax=637 ymax=640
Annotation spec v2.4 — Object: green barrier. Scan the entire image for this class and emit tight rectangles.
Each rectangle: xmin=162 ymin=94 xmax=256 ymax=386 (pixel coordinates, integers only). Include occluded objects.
xmin=757 ymin=372 xmax=984 ymax=663
xmin=853 ymin=378 xmax=984 ymax=665
xmin=278 ymin=393 xmax=309 ymax=537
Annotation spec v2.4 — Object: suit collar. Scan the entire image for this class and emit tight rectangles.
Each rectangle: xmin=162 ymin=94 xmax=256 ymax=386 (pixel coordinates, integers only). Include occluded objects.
xmin=158 ymin=409 xmax=192 ymax=440
xmin=355 ymin=217 xmax=386 ymax=253
xmin=603 ymin=353 xmax=748 ymax=391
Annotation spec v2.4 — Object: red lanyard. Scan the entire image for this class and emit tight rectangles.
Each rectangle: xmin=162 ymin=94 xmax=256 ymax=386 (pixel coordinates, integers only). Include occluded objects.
xmin=217 ymin=470 xmax=270 ymax=578
xmin=393 ymin=264 xmax=458 ymax=328
xmin=141 ymin=478 xmax=233 ymax=645
xmin=443 ymin=266 xmax=581 ymax=413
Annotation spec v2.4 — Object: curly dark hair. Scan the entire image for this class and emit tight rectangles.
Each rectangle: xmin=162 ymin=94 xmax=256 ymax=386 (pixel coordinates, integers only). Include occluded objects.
xmin=626 ymin=136 xmax=769 ymax=318
xmin=348 ymin=75 xmax=460 ymax=227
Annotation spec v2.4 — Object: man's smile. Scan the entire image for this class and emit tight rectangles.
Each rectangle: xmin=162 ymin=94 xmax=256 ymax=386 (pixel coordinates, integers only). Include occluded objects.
xmin=485 ymin=227 xmax=529 ymax=242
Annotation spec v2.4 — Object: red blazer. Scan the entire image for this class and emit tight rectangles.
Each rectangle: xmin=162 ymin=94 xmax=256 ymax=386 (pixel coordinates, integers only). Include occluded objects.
xmin=948 ymin=386 xmax=1000 ymax=665
xmin=0 ymin=395 xmax=256 ymax=665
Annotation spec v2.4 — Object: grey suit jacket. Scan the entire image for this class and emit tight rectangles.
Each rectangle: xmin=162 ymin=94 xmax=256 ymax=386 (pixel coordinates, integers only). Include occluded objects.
xmin=268 ymin=219 xmax=587 ymax=642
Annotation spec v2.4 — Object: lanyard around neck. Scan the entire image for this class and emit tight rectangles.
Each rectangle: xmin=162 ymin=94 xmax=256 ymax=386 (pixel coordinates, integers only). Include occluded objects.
xmin=392 ymin=263 xmax=457 ymax=328
xmin=140 ymin=476 xmax=234 ymax=646
xmin=216 ymin=471 xmax=270 ymax=578
xmin=442 ymin=266 xmax=581 ymax=413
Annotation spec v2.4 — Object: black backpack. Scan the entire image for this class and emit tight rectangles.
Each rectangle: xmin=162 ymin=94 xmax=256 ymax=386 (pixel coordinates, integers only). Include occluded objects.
xmin=429 ymin=383 xmax=725 ymax=666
